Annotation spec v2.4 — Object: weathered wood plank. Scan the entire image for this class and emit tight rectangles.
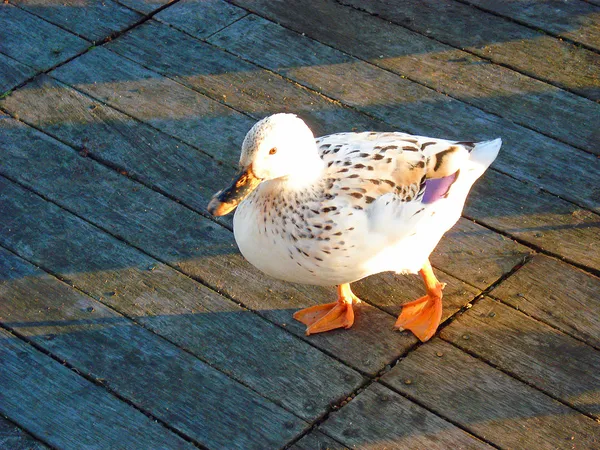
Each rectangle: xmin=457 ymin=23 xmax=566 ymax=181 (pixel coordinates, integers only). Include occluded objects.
xmin=154 ymin=0 xmax=247 ymax=38
xmin=220 ymin=2 xmax=600 ymax=154
xmin=289 ymin=430 xmax=348 ymax=450
xmin=339 ymin=0 xmax=600 ymax=102
xmin=208 ymin=14 xmax=600 ymax=212
xmin=463 ymin=0 xmax=600 ymax=52
xmin=105 ymin=19 xmax=380 ymax=137
xmin=0 ymin=328 xmax=193 ymax=450
xmin=0 ymin=87 xmax=529 ymax=372
xmin=441 ymin=297 xmax=600 ymax=419
xmin=490 ymin=255 xmax=600 ymax=349
xmin=49 ymin=47 xmax=253 ymax=166
xmin=0 ymin=115 xmax=411 ymax=377
xmin=0 ymin=123 xmax=365 ymax=423
xmin=382 ymin=339 xmax=600 ymax=449
xmin=319 ymin=383 xmax=490 ymax=449
xmin=465 ymin=169 xmax=600 ymax=273
xmin=0 ymin=244 xmax=306 ymax=448
xmin=0 ymin=3 xmax=89 ymax=71
xmin=0 ymin=417 xmax=48 ymax=450
xmin=12 ymin=0 xmax=142 ymax=42
xmin=115 ymin=0 xmax=171 ymax=14
xmin=0 ymin=54 xmax=36 ymax=95
xmin=0 ymin=75 xmax=239 ymax=222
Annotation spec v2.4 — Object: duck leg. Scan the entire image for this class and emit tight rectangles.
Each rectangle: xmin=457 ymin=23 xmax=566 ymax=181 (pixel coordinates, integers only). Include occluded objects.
xmin=394 ymin=260 xmax=445 ymax=342
xmin=293 ymin=283 xmax=361 ymax=335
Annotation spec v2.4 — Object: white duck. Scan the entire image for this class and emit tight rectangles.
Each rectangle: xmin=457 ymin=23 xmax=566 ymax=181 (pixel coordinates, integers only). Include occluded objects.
xmin=208 ymin=114 xmax=500 ymax=341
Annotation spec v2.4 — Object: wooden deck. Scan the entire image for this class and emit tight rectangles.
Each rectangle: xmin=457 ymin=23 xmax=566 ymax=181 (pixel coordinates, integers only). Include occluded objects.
xmin=0 ymin=0 xmax=599 ymax=448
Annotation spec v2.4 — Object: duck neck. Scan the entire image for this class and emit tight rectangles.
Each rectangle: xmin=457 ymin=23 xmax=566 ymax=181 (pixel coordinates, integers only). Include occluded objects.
xmin=282 ymin=151 xmax=325 ymax=192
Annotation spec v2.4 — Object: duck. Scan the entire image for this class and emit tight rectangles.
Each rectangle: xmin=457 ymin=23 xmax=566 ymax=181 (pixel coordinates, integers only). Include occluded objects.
xmin=208 ymin=114 xmax=500 ymax=342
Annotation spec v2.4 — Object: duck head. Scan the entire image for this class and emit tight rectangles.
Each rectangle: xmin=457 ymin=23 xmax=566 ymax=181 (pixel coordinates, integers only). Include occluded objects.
xmin=207 ymin=114 xmax=322 ymax=216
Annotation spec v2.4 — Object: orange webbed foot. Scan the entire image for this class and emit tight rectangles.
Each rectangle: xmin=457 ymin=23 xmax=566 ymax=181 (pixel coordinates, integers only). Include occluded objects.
xmin=293 ymin=284 xmax=361 ymax=335
xmin=395 ymin=260 xmax=445 ymax=342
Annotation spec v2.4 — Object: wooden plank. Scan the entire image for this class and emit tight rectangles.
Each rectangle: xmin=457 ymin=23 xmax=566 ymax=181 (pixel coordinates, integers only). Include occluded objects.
xmin=0 ymin=54 xmax=36 ymax=95
xmin=0 ymin=75 xmax=239 ymax=222
xmin=319 ymin=382 xmax=490 ymax=449
xmin=0 ymin=417 xmax=48 ymax=450
xmin=465 ymin=169 xmax=600 ymax=273
xmin=339 ymin=0 xmax=600 ymax=102
xmin=0 ymin=127 xmax=365 ymax=423
xmin=154 ymin=0 xmax=247 ymax=38
xmin=208 ymin=14 xmax=600 ymax=213
xmin=441 ymin=297 xmax=600 ymax=419
xmin=0 ymin=3 xmax=89 ymax=71
xmin=289 ymin=430 xmax=348 ymax=450
xmin=115 ymin=0 xmax=172 ymax=14
xmin=219 ymin=2 xmax=600 ymax=155
xmin=48 ymin=47 xmax=253 ymax=167
xmin=463 ymin=0 xmax=600 ymax=52
xmin=0 ymin=329 xmax=193 ymax=450
xmin=12 ymin=0 xmax=142 ymax=42
xmin=382 ymin=339 xmax=600 ymax=449
xmin=105 ymin=19 xmax=381 ymax=137
xmin=490 ymin=255 xmax=600 ymax=349
xmin=0 ymin=89 xmax=529 ymax=372
xmin=0 ymin=244 xmax=306 ymax=448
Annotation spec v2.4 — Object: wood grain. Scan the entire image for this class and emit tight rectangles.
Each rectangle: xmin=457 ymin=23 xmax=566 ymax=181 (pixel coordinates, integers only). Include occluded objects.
xmin=0 ymin=417 xmax=48 ymax=450
xmin=289 ymin=430 xmax=348 ymax=450
xmin=0 ymin=3 xmax=89 ymax=70
xmin=0 ymin=245 xmax=307 ymax=449
xmin=106 ymin=19 xmax=381 ymax=136
xmin=319 ymin=382 xmax=490 ymax=449
xmin=0 ymin=327 xmax=193 ymax=450
xmin=466 ymin=169 xmax=600 ymax=273
xmin=463 ymin=0 xmax=600 ymax=52
xmin=115 ymin=0 xmax=172 ymax=14
xmin=490 ymin=255 xmax=600 ymax=349
xmin=12 ymin=0 xmax=142 ymax=42
xmin=441 ymin=297 xmax=600 ymax=418
xmin=154 ymin=0 xmax=247 ymax=38
xmin=49 ymin=47 xmax=253 ymax=166
xmin=0 ymin=54 xmax=36 ymax=95
xmin=382 ymin=339 xmax=600 ymax=449
xmin=339 ymin=0 xmax=600 ymax=102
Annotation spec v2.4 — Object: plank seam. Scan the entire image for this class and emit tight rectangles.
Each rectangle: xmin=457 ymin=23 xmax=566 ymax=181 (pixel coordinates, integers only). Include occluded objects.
xmin=441 ymin=337 xmax=600 ymax=422
xmin=487 ymin=293 xmax=600 ymax=353
xmin=453 ymin=0 xmax=600 ymax=55
xmin=0 ymin=312 xmax=208 ymax=450
xmin=0 ymin=411 xmax=57 ymax=450
xmin=463 ymin=212 xmax=600 ymax=278
xmin=335 ymin=0 xmax=600 ymax=103
xmin=224 ymin=2 xmax=599 ymax=157
xmin=0 ymin=178 xmax=317 ymax=425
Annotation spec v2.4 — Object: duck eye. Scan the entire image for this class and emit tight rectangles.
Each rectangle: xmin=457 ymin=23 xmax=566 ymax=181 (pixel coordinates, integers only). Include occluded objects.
xmin=269 ymin=147 xmax=277 ymax=155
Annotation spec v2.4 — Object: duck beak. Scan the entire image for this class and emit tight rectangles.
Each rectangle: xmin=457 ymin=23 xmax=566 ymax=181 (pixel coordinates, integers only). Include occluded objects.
xmin=207 ymin=165 xmax=262 ymax=216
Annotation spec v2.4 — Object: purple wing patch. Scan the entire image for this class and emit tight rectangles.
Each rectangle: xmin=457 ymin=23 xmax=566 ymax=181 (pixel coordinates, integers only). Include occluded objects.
xmin=422 ymin=171 xmax=458 ymax=204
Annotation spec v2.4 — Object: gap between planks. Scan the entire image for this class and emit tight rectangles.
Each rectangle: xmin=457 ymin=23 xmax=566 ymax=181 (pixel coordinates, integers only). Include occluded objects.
xmin=223 ymin=1 xmax=599 ymax=156
xmin=0 ymin=317 xmax=207 ymax=450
